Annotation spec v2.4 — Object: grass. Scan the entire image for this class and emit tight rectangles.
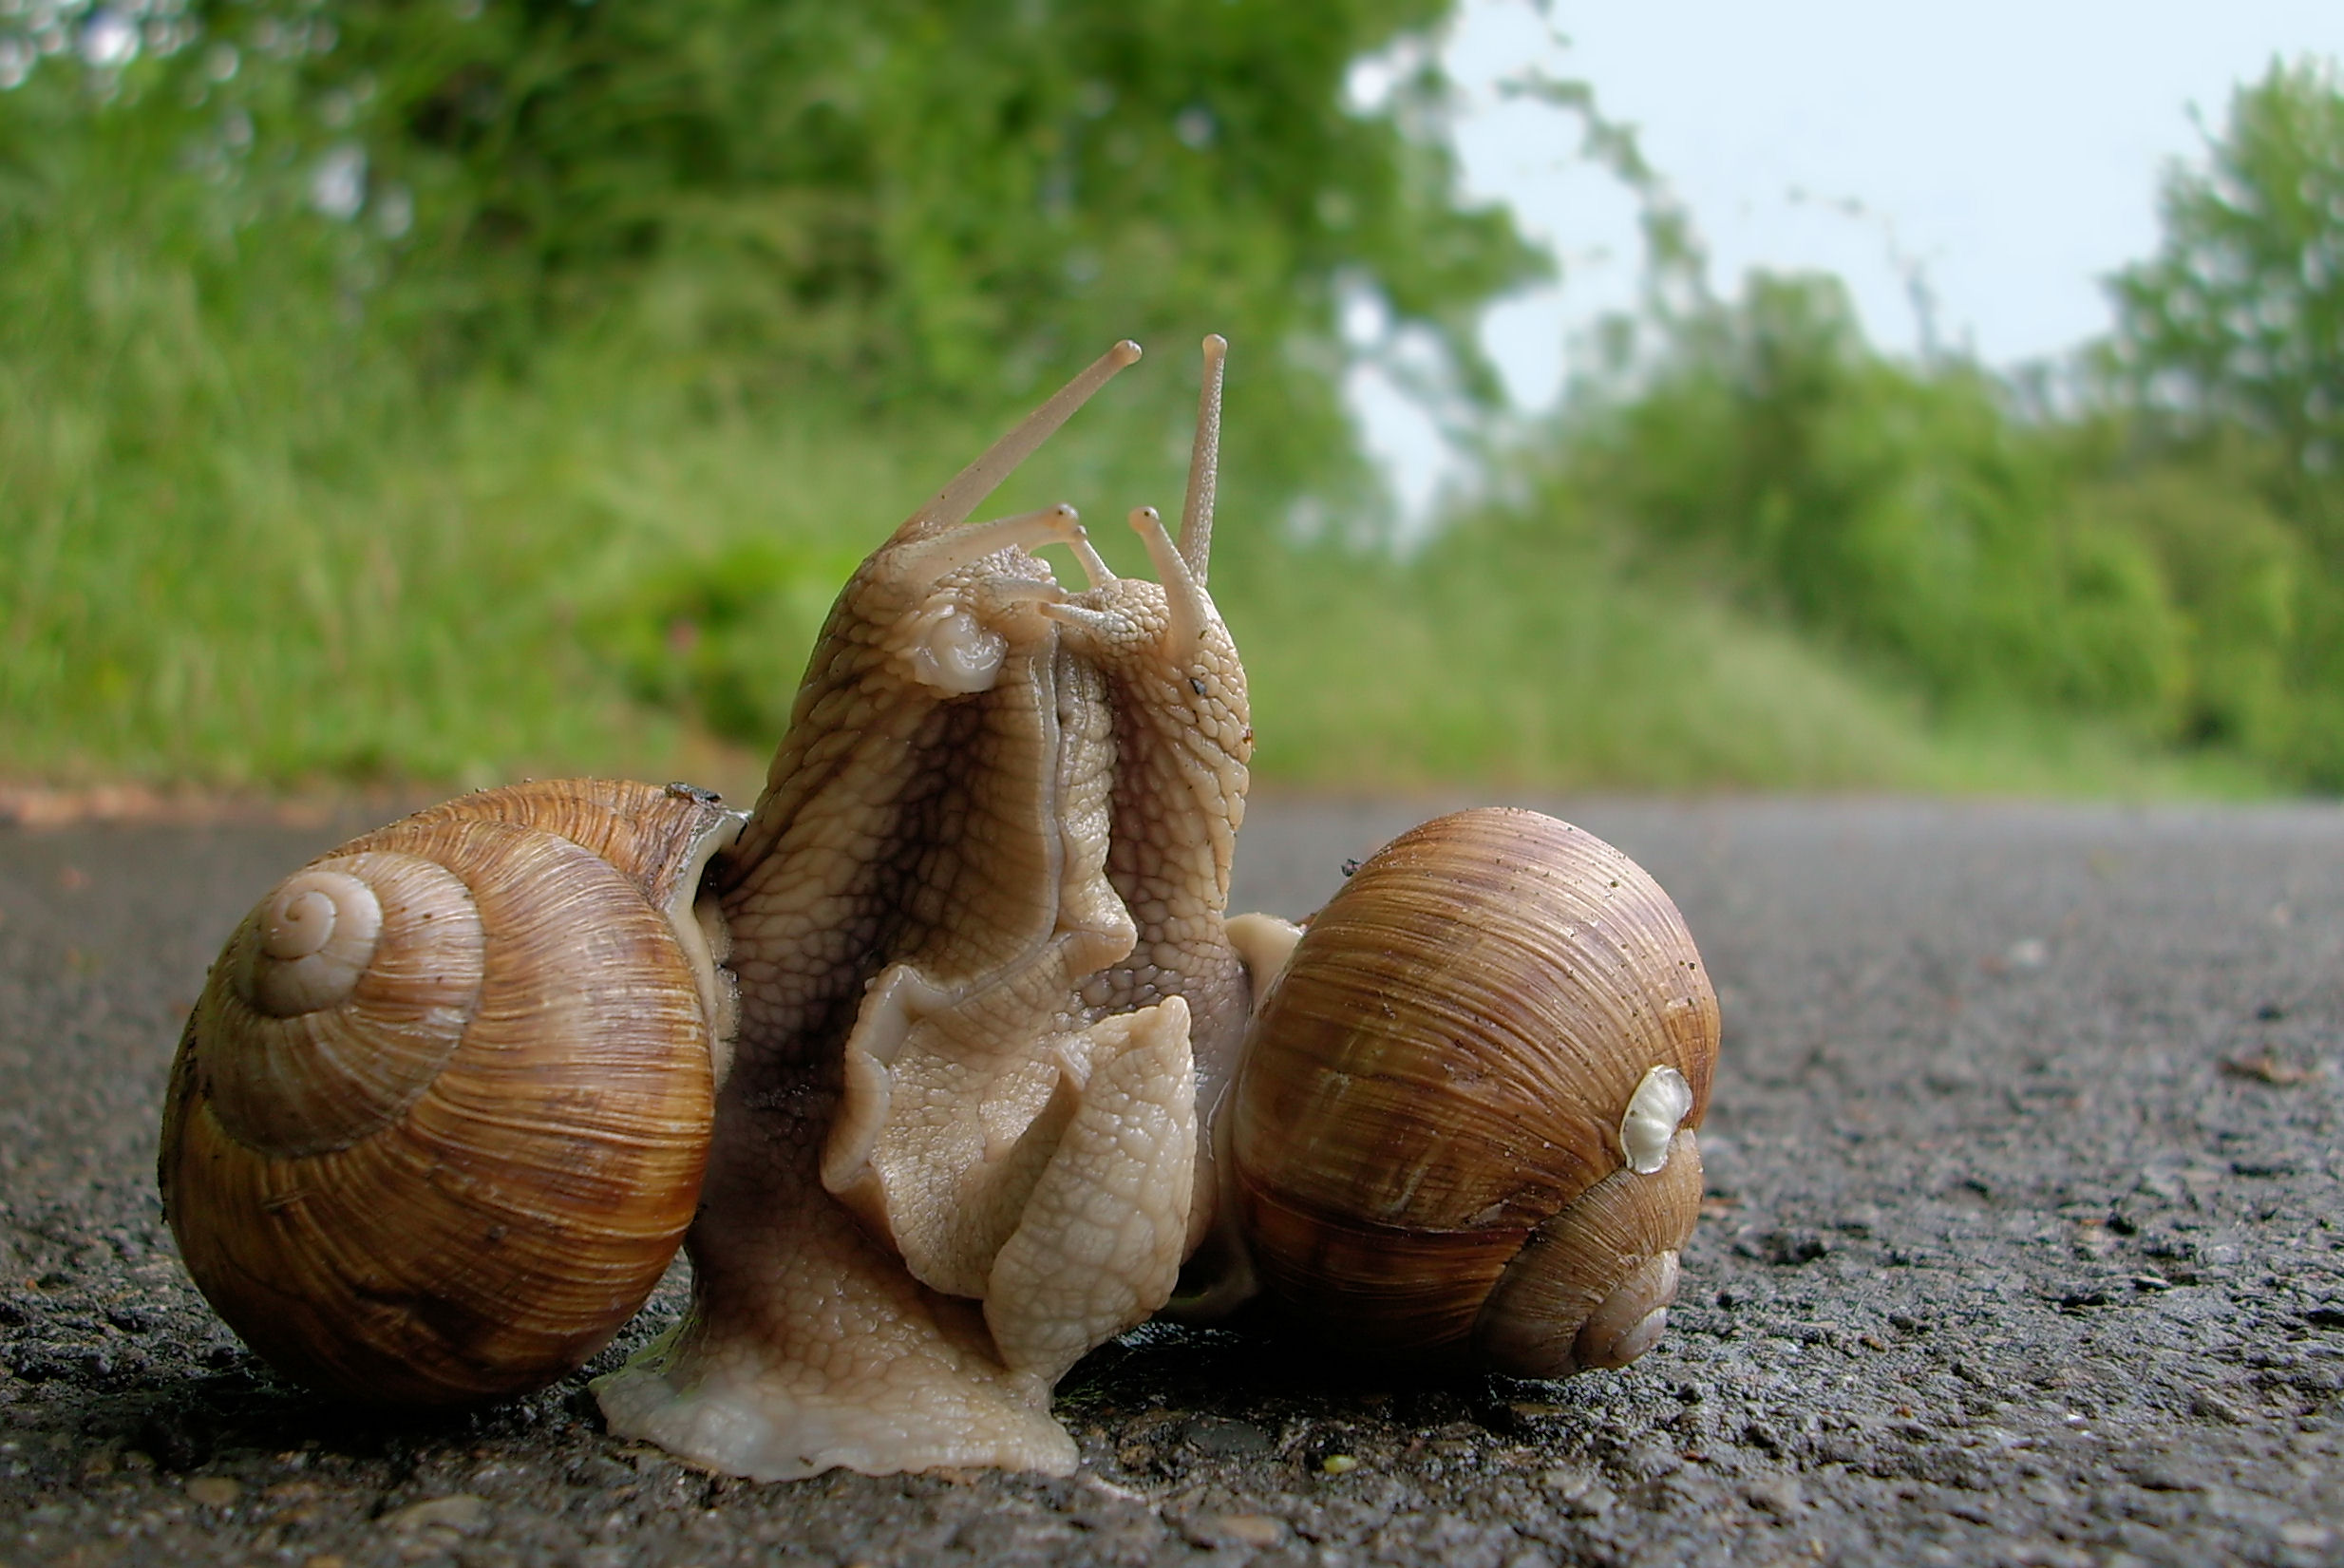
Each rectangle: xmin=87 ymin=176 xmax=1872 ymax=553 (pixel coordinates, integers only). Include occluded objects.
xmin=0 ymin=212 xmax=2282 ymax=802
xmin=1233 ymin=532 xmax=2273 ymax=800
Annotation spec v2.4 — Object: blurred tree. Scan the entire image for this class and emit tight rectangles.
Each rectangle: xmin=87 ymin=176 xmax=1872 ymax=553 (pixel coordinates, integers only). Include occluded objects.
xmin=0 ymin=0 xmax=1554 ymax=777
xmin=0 ymin=0 xmax=1547 ymax=533
xmin=2109 ymin=58 xmax=2344 ymax=523
xmin=1539 ymin=273 xmax=2194 ymax=730
xmin=133 ymin=0 xmax=1546 ymax=409
xmin=2104 ymin=56 xmax=2344 ymax=783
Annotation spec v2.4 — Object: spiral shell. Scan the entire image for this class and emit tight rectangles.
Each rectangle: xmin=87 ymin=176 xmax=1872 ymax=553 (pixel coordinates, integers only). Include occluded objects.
xmin=1222 ymin=806 xmax=1718 ymax=1376
xmin=158 ymin=779 xmax=741 ymax=1405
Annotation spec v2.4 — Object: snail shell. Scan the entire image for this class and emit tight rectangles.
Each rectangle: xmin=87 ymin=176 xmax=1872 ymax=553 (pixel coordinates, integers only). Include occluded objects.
xmin=1220 ymin=806 xmax=1718 ymax=1376
xmin=158 ymin=778 xmax=743 ymax=1405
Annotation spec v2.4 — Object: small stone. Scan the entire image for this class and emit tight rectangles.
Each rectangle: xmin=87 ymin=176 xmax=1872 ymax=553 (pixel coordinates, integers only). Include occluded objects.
xmin=1540 ymin=1464 xmax=1616 ymax=1516
xmin=2221 ymin=1052 xmax=2316 ymax=1086
xmin=2127 ymin=1461 xmax=2202 ymax=1491
xmin=185 ymin=1477 xmax=240 ymax=1507
xmin=1754 ymin=1230 xmax=1829 ymax=1266
xmin=381 ymin=1493 xmax=491 ymax=1534
xmin=1181 ymin=1512 xmax=1286 ymax=1549
xmin=2189 ymin=1389 xmax=2245 ymax=1424
xmin=1082 ymin=1474 xmax=1147 ymax=1501
xmin=1181 ymin=1415 xmax=1273 ymax=1457
xmin=1742 ymin=1475 xmax=1804 ymax=1516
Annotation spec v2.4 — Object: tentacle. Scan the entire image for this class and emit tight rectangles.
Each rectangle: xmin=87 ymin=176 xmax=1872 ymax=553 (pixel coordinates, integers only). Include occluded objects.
xmin=1036 ymin=601 xmax=1125 ymax=639
xmin=1068 ymin=535 xmax=1118 ymax=591
xmin=1177 ymin=335 xmax=1226 ymax=584
xmin=909 ymin=342 xmax=1143 ymax=535
xmin=1128 ymin=505 xmax=1207 ymax=654
xmin=886 ymin=505 xmax=1085 ymax=589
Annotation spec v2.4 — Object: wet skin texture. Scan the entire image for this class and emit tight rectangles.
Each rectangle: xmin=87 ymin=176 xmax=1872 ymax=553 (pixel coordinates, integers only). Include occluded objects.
xmin=2 ymin=796 xmax=2340 ymax=1567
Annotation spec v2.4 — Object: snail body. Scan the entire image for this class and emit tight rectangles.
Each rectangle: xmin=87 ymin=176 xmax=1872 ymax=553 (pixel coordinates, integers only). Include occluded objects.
xmin=159 ymin=778 xmax=742 ymax=1404
xmin=159 ymin=337 xmax=1721 ymax=1477
xmin=598 ymin=341 xmax=1229 ymax=1480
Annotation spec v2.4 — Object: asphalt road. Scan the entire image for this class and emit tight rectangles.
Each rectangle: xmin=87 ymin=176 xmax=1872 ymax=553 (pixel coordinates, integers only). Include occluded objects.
xmin=1 ymin=794 xmax=2339 ymax=1567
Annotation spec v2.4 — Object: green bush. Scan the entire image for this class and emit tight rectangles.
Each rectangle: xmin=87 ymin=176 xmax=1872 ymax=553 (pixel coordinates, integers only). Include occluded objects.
xmin=2073 ymin=463 xmax=2302 ymax=757
xmin=5 ymin=0 xmax=1522 ymax=784
xmin=1517 ymin=274 xmax=2293 ymax=746
xmin=0 ymin=9 xmax=2325 ymax=798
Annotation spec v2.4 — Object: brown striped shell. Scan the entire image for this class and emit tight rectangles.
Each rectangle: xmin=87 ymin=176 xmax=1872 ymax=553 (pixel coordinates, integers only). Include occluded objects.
xmin=158 ymin=778 xmax=742 ymax=1405
xmin=1221 ymin=806 xmax=1718 ymax=1376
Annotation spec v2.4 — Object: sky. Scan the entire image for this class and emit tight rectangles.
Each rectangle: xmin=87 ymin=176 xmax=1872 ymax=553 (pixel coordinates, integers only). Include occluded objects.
xmin=1348 ymin=0 xmax=2344 ymax=524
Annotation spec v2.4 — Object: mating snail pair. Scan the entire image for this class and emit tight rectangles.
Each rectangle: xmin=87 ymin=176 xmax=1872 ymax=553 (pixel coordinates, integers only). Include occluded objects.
xmin=158 ymin=338 xmax=1720 ymax=1481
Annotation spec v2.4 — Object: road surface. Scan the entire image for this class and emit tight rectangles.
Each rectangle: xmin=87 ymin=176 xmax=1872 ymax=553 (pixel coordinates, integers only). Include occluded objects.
xmin=2 ymin=795 xmax=2339 ymax=1566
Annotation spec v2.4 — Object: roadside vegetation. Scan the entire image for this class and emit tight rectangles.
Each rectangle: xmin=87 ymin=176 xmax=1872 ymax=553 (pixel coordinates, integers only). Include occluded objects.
xmin=2 ymin=3 xmax=2338 ymax=798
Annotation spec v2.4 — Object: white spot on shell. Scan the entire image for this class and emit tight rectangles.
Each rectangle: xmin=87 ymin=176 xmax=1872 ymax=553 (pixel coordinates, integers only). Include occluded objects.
xmin=1619 ymin=1065 xmax=1693 ymax=1175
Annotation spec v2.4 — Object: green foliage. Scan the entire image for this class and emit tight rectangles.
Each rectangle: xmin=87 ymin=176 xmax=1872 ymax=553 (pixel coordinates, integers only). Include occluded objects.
xmin=2100 ymin=55 xmax=2344 ymax=783
xmin=1249 ymin=530 xmax=2045 ymax=794
xmin=0 ymin=40 xmax=444 ymax=783
xmin=1460 ymin=55 xmax=2344 ymax=793
xmin=0 ymin=0 xmax=1539 ymax=784
xmin=585 ymin=539 xmax=880 ymax=749
xmin=67 ymin=0 xmax=1542 ymax=430
xmin=2110 ymin=58 xmax=2344 ymax=506
xmin=2075 ymin=460 xmax=2303 ymax=756
xmin=1535 ymin=276 xmax=2189 ymax=727
xmin=0 ymin=6 xmax=2325 ymax=799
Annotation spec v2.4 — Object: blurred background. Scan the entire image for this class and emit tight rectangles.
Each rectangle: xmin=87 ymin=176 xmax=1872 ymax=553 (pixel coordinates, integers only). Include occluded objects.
xmin=4 ymin=0 xmax=2342 ymax=800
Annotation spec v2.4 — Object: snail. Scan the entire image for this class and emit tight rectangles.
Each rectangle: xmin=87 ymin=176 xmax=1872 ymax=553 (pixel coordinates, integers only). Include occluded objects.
xmin=1187 ymin=807 xmax=1717 ymax=1379
xmin=157 ymin=777 xmax=742 ymax=1404
xmin=156 ymin=335 xmax=1719 ymax=1482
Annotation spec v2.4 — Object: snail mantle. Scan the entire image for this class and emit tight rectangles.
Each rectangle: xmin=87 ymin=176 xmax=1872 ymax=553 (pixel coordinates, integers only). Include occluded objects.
xmin=156 ymin=338 xmax=1721 ymax=1482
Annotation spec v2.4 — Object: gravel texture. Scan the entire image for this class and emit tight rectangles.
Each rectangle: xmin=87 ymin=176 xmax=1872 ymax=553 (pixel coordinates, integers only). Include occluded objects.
xmin=2 ymin=794 xmax=2340 ymax=1567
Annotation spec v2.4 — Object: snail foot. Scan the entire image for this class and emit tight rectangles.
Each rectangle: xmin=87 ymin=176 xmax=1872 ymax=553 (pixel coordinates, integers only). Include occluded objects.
xmin=597 ymin=1098 xmax=1084 ymax=1481
xmin=594 ymin=1325 xmax=1077 ymax=1483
